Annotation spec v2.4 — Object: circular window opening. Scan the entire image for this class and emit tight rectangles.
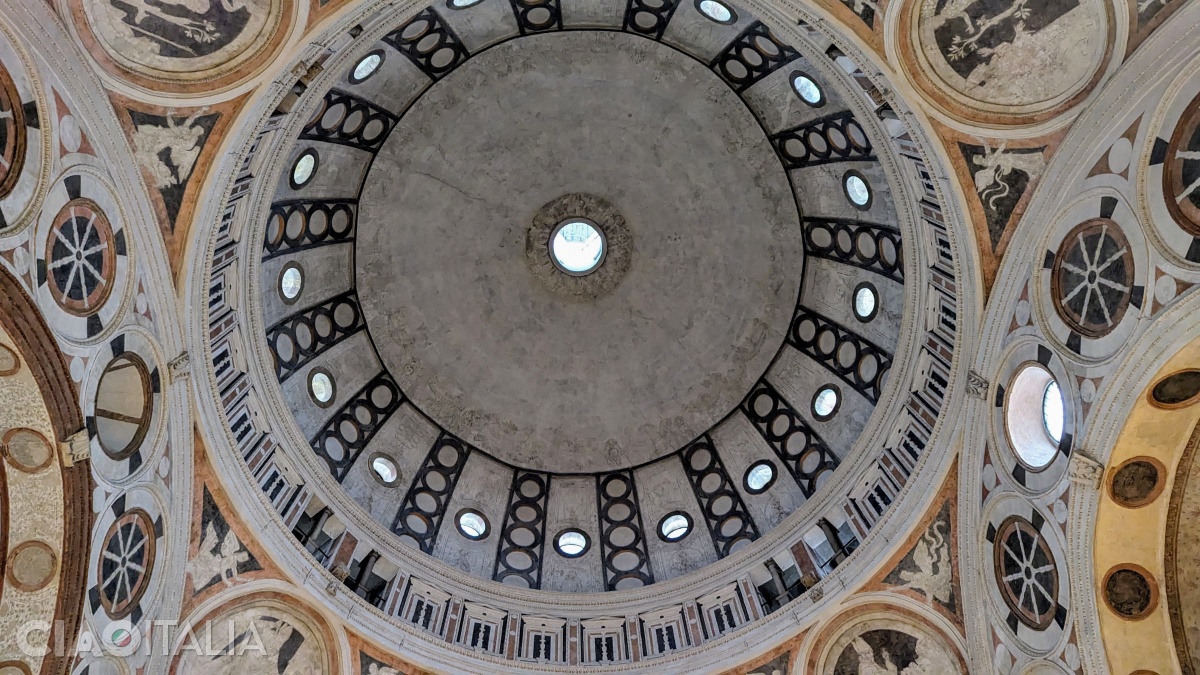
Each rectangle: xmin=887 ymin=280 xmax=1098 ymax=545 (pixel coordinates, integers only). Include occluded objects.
xmin=349 ymin=50 xmax=384 ymax=83
xmin=549 ymin=219 xmax=606 ymax=276
xmin=1042 ymin=380 xmax=1065 ymax=444
xmin=456 ymin=509 xmax=489 ymax=540
xmin=744 ymin=461 xmax=777 ymax=494
xmin=696 ymin=0 xmax=736 ymax=23
xmin=369 ymin=453 xmax=401 ymax=486
xmin=658 ymin=512 xmax=692 ymax=541
xmin=843 ymin=170 xmax=872 ymax=210
xmin=290 ymin=150 xmax=318 ymax=189
xmin=95 ymin=354 xmax=154 ymax=461
xmin=1150 ymin=369 xmax=1200 ymax=409
xmin=1005 ymin=363 xmax=1065 ymax=471
xmin=554 ymin=529 xmax=590 ymax=558
xmin=278 ymin=263 xmax=304 ymax=304
xmin=853 ymin=282 xmax=878 ymax=322
xmin=790 ymin=71 xmax=825 ymax=107
xmin=812 ymin=385 xmax=840 ymax=421
xmin=308 ymin=368 xmax=336 ymax=407
xmin=448 ymin=0 xmax=484 ymax=8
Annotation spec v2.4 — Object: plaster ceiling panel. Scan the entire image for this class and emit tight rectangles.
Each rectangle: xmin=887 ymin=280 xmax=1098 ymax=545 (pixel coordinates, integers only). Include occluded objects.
xmin=802 ymin=257 xmax=903 ymax=349
xmin=258 ymin=243 xmax=354 ymax=329
xmin=767 ymin=344 xmax=873 ymax=460
xmin=541 ymin=475 xmax=605 ymax=593
xmin=433 ymin=0 xmax=522 ymax=52
xmin=740 ymin=55 xmax=852 ymax=136
xmin=709 ymin=411 xmax=808 ymax=532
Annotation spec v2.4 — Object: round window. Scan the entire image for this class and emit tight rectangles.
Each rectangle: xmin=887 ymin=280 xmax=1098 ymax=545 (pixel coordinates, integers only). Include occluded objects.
xmin=448 ymin=0 xmax=484 ymax=8
xmin=456 ymin=509 xmax=489 ymax=540
xmin=696 ymin=0 xmax=736 ymax=23
xmin=1042 ymin=380 xmax=1064 ymax=444
xmin=1005 ymin=364 xmax=1065 ymax=470
xmin=744 ymin=461 xmax=776 ymax=494
xmin=370 ymin=454 xmax=400 ymax=486
xmin=853 ymin=282 xmax=878 ymax=322
xmin=549 ymin=219 xmax=606 ymax=275
xmin=812 ymin=385 xmax=840 ymax=420
xmin=291 ymin=150 xmax=318 ymax=189
xmin=350 ymin=51 xmax=383 ymax=83
xmin=658 ymin=512 xmax=692 ymax=541
xmin=790 ymin=71 xmax=824 ymax=107
xmin=279 ymin=263 xmax=304 ymax=303
xmin=843 ymin=171 xmax=871 ymax=209
xmin=308 ymin=368 xmax=336 ymax=407
xmin=95 ymin=354 xmax=154 ymax=461
xmin=554 ymin=529 xmax=590 ymax=558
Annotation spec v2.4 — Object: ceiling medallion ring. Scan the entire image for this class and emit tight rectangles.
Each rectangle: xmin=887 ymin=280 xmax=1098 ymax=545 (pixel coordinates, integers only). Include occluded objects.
xmin=524 ymin=193 xmax=632 ymax=301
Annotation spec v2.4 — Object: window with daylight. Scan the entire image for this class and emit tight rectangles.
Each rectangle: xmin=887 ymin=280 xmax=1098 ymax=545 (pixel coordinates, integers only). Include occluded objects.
xmin=853 ymin=283 xmax=878 ymax=321
xmin=696 ymin=0 xmax=736 ymax=23
xmin=659 ymin=512 xmax=692 ymax=541
xmin=550 ymin=220 xmax=606 ymax=275
xmin=350 ymin=51 xmax=383 ymax=83
xmin=744 ymin=461 xmax=776 ymax=494
xmin=844 ymin=171 xmax=871 ymax=209
xmin=812 ymin=385 xmax=839 ymax=420
xmin=291 ymin=150 xmax=318 ymax=188
xmin=457 ymin=509 xmax=489 ymax=539
xmin=1005 ymin=363 xmax=1066 ymax=470
xmin=279 ymin=263 xmax=303 ymax=302
xmin=309 ymin=368 xmax=335 ymax=406
xmin=555 ymin=529 xmax=589 ymax=558
xmin=790 ymin=72 xmax=825 ymax=107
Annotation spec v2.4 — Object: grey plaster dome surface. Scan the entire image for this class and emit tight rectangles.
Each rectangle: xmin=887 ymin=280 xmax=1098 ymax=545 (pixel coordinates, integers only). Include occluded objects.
xmin=356 ymin=31 xmax=803 ymax=473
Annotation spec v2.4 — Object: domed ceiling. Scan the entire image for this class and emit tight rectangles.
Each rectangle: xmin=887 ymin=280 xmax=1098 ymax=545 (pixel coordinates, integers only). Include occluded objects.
xmin=252 ymin=0 xmax=919 ymax=594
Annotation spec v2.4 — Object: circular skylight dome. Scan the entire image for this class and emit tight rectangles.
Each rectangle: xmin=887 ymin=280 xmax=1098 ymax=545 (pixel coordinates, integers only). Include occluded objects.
xmin=1042 ymin=380 xmax=1064 ymax=444
xmin=854 ymin=283 xmax=877 ymax=321
xmin=555 ymin=529 xmax=589 ymax=558
xmin=351 ymin=51 xmax=383 ymax=82
xmin=696 ymin=0 xmax=736 ymax=23
xmin=659 ymin=512 xmax=692 ymax=541
xmin=550 ymin=220 xmax=606 ymax=275
xmin=457 ymin=509 xmax=489 ymax=539
xmin=813 ymin=386 xmax=839 ymax=419
xmin=791 ymin=72 xmax=824 ymax=106
xmin=844 ymin=171 xmax=871 ymax=209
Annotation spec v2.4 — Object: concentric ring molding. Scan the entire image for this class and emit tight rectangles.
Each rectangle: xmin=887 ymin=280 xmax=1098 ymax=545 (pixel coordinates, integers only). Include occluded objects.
xmin=186 ymin=0 xmax=978 ymax=670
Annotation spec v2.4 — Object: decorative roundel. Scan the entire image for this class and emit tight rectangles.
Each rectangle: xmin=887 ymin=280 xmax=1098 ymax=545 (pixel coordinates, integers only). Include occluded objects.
xmin=35 ymin=172 xmax=131 ymax=343
xmin=349 ymin=50 xmax=384 ymax=84
xmin=94 ymin=354 xmax=154 ymax=461
xmin=983 ymin=497 xmax=1069 ymax=652
xmin=84 ymin=330 xmax=164 ymax=485
xmin=1038 ymin=193 xmax=1146 ymax=360
xmin=1050 ymin=219 xmax=1135 ymax=338
xmin=1108 ymin=456 xmax=1166 ymax=508
xmin=45 ymin=199 xmax=117 ymax=316
xmin=658 ymin=511 xmax=692 ymax=542
xmin=456 ymin=508 xmax=490 ymax=540
xmin=994 ymin=516 xmax=1059 ymax=630
xmin=1102 ymin=564 xmax=1158 ymax=620
xmin=88 ymin=488 xmax=165 ymax=626
xmin=495 ymin=472 xmax=550 ymax=588
xmin=993 ymin=340 xmax=1075 ymax=493
xmin=1149 ymin=369 xmax=1200 ymax=409
xmin=554 ymin=529 xmax=590 ymax=558
xmin=6 ymin=540 xmax=57 ymax=591
xmin=0 ymin=343 xmax=19 ymax=376
xmin=0 ymin=36 xmax=47 ymax=235
xmin=696 ymin=0 xmax=736 ymax=24
xmin=1163 ymin=90 xmax=1200 ymax=237
xmin=2 ymin=427 xmax=54 ymax=473
xmin=0 ymin=58 xmax=26 ymax=200
xmin=99 ymin=508 xmax=157 ymax=620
